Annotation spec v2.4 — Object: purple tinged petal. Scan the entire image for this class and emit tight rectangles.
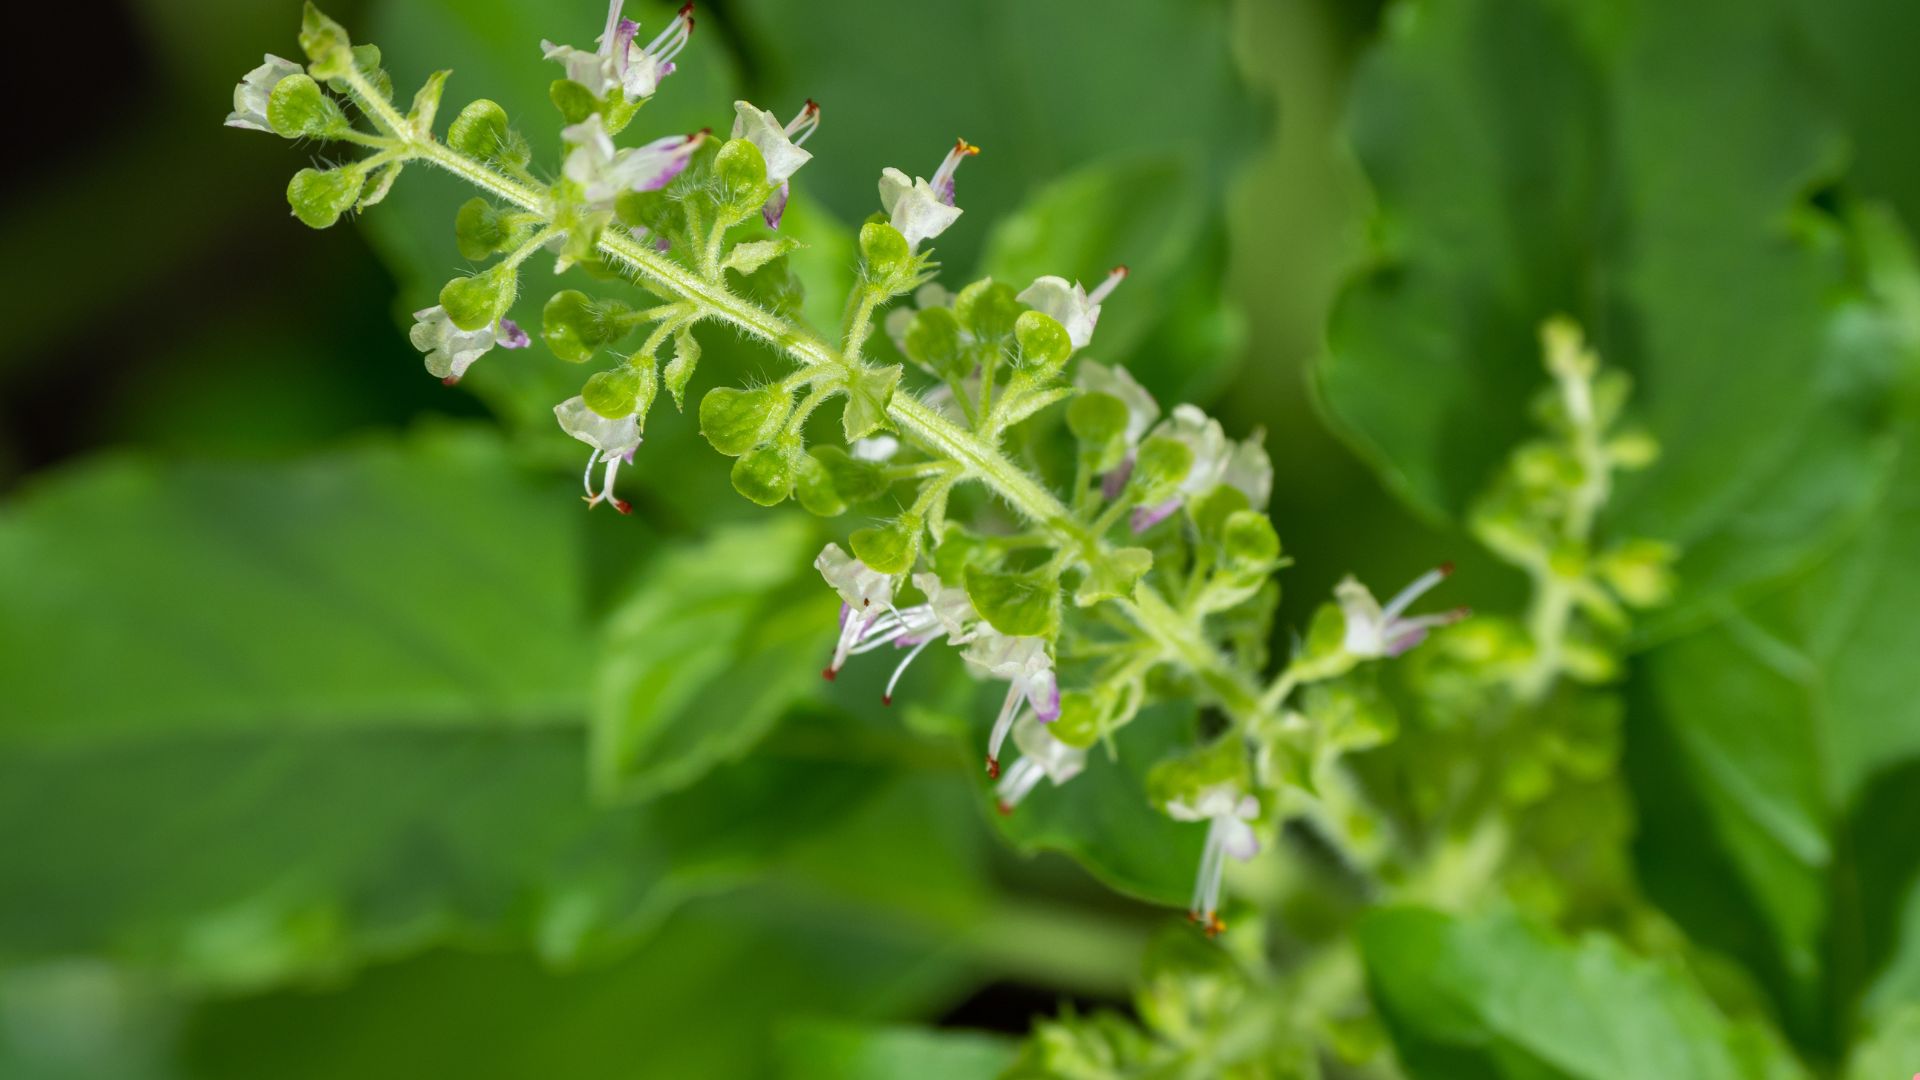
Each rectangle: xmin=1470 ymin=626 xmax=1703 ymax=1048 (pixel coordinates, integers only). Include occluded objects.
xmin=762 ymin=180 xmax=790 ymax=229
xmin=496 ymin=318 xmax=530 ymax=349
xmin=1129 ymin=498 xmax=1182 ymax=534
xmin=612 ymin=18 xmax=640 ymax=74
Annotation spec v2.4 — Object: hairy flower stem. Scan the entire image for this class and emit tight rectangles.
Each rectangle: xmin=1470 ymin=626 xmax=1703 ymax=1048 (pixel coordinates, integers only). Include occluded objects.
xmin=392 ymin=134 xmax=1273 ymax=726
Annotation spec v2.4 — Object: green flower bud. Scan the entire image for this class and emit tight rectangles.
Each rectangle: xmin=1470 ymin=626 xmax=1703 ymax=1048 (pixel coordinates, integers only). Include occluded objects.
xmin=851 ymin=517 xmax=921 ymax=575
xmin=1013 ymin=310 xmax=1072 ymax=373
xmin=699 ymin=385 xmax=790 ymax=456
xmin=732 ymin=444 xmax=800 ymax=506
xmin=298 ymin=3 xmax=354 ymax=80
xmin=265 ymin=74 xmax=345 ymax=138
xmin=1221 ymin=510 xmax=1281 ymax=572
xmin=954 ymin=279 xmax=1020 ymax=344
xmin=541 ymin=290 xmax=634 ymax=363
xmin=1606 ymin=427 xmax=1660 ymax=470
xmin=1301 ymin=602 xmax=1352 ymax=670
xmin=286 ymin=166 xmax=365 ymax=229
xmin=549 ymin=78 xmax=598 ymax=125
xmin=407 ymin=70 xmax=450 ymax=136
xmin=455 ymin=198 xmax=521 ymax=261
xmin=1188 ymin=484 xmax=1251 ymax=548
xmin=663 ymin=327 xmax=701 ymax=410
xmin=1131 ymin=434 xmax=1196 ymax=504
xmin=1066 ymin=391 xmax=1129 ymax=472
xmin=582 ymin=363 xmax=654 ymax=420
xmin=1597 ymin=538 xmax=1677 ymax=608
xmin=324 ymin=44 xmax=389 ymax=100
xmin=964 ymin=564 xmax=1061 ymax=638
xmin=903 ymin=307 xmax=967 ymax=382
xmin=714 ymin=138 xmax=770 ymax=201
xmin=841 ymin=365 xmax=902 ymax=441
xmin=447 ymin=99 xmax=529 ymax=169
xmin=356 ymin=161 xmax=403 ymax=210
xmin=438 ymin=262 xmax=518 ymax=332
xmin=858 ymin=222 xmax=913 ymax=277
xmin=721 ymin=237 xmax=800 ymax=277
xmin=1048 ymin=692 xmax=1102 ymax=749
xmin=794 ymin=446 xmax=893 ymax=517
xmin=1073 ymin=546 xmax=1152 ymax=607
xmin=1146 ymin=737 xmax=1251 ymax=814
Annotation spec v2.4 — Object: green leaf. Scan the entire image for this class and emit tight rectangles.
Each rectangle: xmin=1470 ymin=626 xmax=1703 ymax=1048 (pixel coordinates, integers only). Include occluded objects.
xmin=841 ymin=365 xmax=902 ymax=442
xmin=0 ymin=431 xmax=585 ymax=741
xmin=776 ymin=1021 xmax=1015 ymax=1080
xmin=1361 ymin=907 xmax=1807 ymax=1080
xmin=591 ymin=517 xmax=830 ymax=803
xmin=723 ymin=237 xmax=802 ymax=277
xmin=991 ymin=702 xmax=1204 ymax=905
xmin=1633 ymin=435 xmax=1920 ymax=1039
xmin=664 ymin=327 xmax=702 ymax=410
xmin=1319 ymin=0 xmax=1898 ymax=624
xmin=963 ymin=564 xmax=1061 ymax=638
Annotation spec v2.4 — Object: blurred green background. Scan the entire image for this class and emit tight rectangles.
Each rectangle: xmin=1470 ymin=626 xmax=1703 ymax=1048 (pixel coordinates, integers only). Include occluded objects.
xmin=5 ymin=0 xmax=1920 ymax=1076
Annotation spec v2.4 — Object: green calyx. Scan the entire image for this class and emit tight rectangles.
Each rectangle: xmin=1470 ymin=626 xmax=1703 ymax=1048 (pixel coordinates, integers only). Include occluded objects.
xmin=438 ymin=262 xmax=518 ymax=332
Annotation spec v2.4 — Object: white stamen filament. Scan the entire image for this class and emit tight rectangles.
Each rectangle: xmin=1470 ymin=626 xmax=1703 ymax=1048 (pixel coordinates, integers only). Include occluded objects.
xmin=645 ymin=6 xmax=693 ymax=63
xmin=1381 ymin=566 xmax=1447 ymax=623
xmin=1192 ymin=817 xmax=1229 ymax=918
xmin=883 ymin=636 xmax=935 ymax=702
xmin=987 ymin=682 xmax=1026 ymax=765
xmin=995 ymin=757 xmax=1045 ymax=809
xmin=784 ymin=101 xmax=820 ymax=146
xmin=581 ymin=448 xmax=602 ymax=498
xmin=1086 ymin=266 xmax=1128 ymax=306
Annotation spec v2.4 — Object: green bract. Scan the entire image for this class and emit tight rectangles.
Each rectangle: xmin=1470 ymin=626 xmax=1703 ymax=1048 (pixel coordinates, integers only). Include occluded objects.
xmin=699 ymin=385 xmax=790 ymax=456
xmin=265 ymin=74 xmax=344 ymax=138
xmin=542 ymin=290 xmax=634 ymax=363
xmin=286 ymin=166 xmax=363 ymax=228
xmin=439 ymin=263 xmax=518 ymax=332
xmin=963 ymin=565 xmax=1062 ymax=638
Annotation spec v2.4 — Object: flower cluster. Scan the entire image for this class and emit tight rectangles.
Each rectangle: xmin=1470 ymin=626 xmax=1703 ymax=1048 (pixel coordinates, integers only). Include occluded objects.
xmin=227 ymin=0 xmax=1462 ymax=943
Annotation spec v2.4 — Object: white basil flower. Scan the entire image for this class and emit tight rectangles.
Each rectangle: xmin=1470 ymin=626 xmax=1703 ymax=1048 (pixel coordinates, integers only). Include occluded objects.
xmin=1166 ymin=781 xmax=1261 ymax=936
xmin=409 ymin=307 xmax=528 ymax=385
xmin=1131 ymin=405 xmax=1272 ymax=532
xmin=878 ymin=139 xmax=978 ymax=250
xmin=542 ymin=1 xmax=693 ymax=101
xmin=555 ymin=395 xmax=643 ymax=514
xmin=1335 ymin=566 xmax=1464 ymax=659
xmin=1017 ymin=266 xmax=1127 ymax=351
xmin=225 ymin=55 xmax=303 ymax=132
xmin=964 ymin=631 xmax=1060 ymax=778
xmin=731 ymin=99 xmax=820 ymax=228
xmin=562 ymin=115 xmax=705 ymax=211
xmin=1075 ymin=361 xmax=1161 ymax=498
xmin=994 ymin=714 xmax=1087 ymax=814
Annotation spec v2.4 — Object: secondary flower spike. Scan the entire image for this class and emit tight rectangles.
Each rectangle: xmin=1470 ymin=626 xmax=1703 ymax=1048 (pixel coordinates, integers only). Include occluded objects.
xmin=878 ymin=138 xmax=979 ymax=250
xmin=1336 ymin=565 xmax=1467 ymax=658
xmin=554 ymin=396 xmax=643 ymax=513
xmin=543 ymin=1 xmax=694 ymax=101
xmin=732 ymin=99 xmax=820 ymax=228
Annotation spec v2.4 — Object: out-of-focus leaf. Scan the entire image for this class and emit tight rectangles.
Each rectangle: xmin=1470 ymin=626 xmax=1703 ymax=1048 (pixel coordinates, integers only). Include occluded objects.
xmin=1360 ymin=906 xmax=1807 ymax=1080
xmin=1634 ymin=436 xmax=1920 ymax=1041
xmin=591 ymin=516 xmax=832 ymax=802
xmin=979 ymin=156 xmax=1245 ymax=404
xmin=0 ymin=429 xmax=585 ymax=741
xmin=174 ymin=891 xmax=976 ymax=1080
xmin=728 ymin=0 xmax=1260 ymax=274
xmin=1844 ymin=1005 xmax=1920 ymax=1080
xmin=0 ymin=720 xmax=899 ymax=987
xmin=989 ymin=703 xmax=1204 ymax=907
xmin=775 ymin=1020 xmax=1016 ymax=1080
xmin=1320 ymin=0 xmax=1896 ymax=626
